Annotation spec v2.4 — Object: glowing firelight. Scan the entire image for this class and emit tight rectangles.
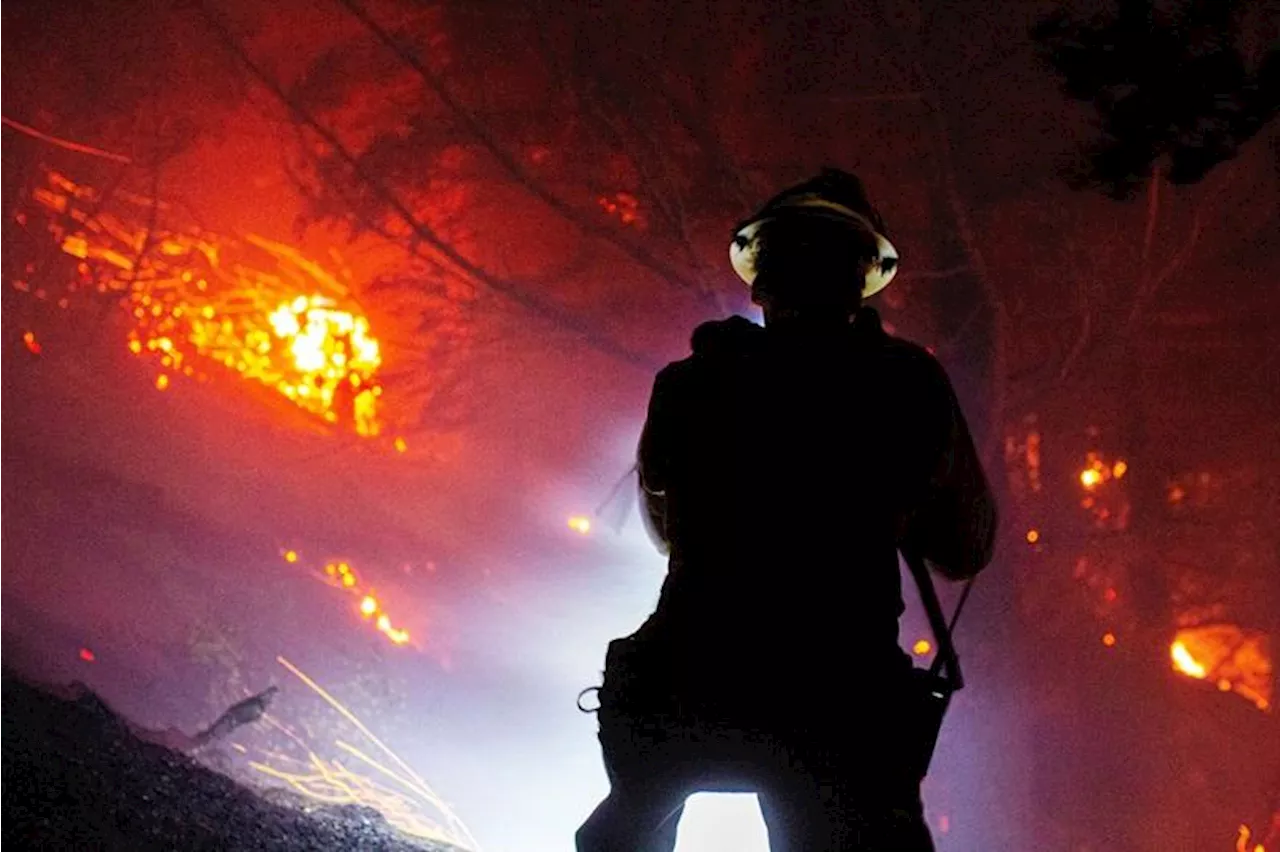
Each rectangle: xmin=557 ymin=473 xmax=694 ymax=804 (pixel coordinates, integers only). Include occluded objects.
xmin=1171 ymin=640 xmax=1208 ymax=679
xmin=360 ymin=595 xmax=378 ymax=617
xmin=1080 ymin=468 xmax=1102 ymax=488
xmin=568 ymin=515 xmax=592 ymax=535
xmin=1025 ymin=529 xmax=1040 ymax=544
xmin=912 ymin=639 xmax=932 ymax=656
xmin=22 ymin=330 xmax=42 ymax=354
xmin=27 ymin=172 xmax=387 ymax=438
xmin=1102 ymin=632 xmax=1116 ymax=647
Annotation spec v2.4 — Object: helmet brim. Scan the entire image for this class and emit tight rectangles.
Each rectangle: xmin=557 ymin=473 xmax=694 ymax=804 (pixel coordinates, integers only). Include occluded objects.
xmin=729 ymin=209 xmax=899 ymax=299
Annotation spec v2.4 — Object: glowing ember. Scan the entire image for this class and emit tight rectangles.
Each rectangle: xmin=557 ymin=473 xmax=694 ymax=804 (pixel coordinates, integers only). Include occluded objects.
xmin=78 ymin=647 xmax=96 ymax=662
xmin=26 ymin=172 xmax=387 ymax=438
xmin=22 ymin=330 xmax=42 ymax=354
xmin=1025 ymin=529 xmax=1040 ymax=543
xmin=1171 ymin=625 xmax=1272 ymax=710
xmin=306 ymin=554 xmax=412 ymax=647
xmin=243 ymin=657 xmax=478 ymax=850
xmin=1078 ymin=452 xmax=1127 ymax=490
xmin=568 ymin=515 xmax=592 ymax=535
xmin=912 ymin=639 xmax=932 ymax=655
xmin=1102 ymin=632 xmax=1116 ymax=647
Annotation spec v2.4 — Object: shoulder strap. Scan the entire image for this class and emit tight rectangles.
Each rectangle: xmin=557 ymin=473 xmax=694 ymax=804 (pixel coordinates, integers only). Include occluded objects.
xmin=901 ymin=549 xmax=974 ymax=692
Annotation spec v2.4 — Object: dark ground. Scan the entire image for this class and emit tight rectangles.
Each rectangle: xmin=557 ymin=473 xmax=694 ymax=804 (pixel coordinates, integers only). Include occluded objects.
xmin=1 ymin=670 xmax=461 ymax=852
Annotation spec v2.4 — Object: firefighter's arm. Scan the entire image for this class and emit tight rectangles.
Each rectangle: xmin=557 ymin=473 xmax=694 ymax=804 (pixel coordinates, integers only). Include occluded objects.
xmin=637 ymin=366 xmax=679 ymax=554
xmin=901 ymin=361 xmax=998 ymax=581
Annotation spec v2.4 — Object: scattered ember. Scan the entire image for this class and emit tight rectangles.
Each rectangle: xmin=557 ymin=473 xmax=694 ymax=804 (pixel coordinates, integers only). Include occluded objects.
xmin=1025 ymin=529 xmax=1040 ymax=544
xmin=78 ymin=647 xmax=96 ymax=662
xmin=306 ymin=554 xmax=412 ymax=647
xmin=597 ymin=191 xmax=644 ymax=228
xmin=1102 ymin=632 xmax=1116 ymax=647
xmin=22 ymin=330 xmax=42 ymax=355
xmin=25 ymin=172 xmax=386 ymax=438
xmin=912 ymin=639 xmax=932 ymax=656
xmin=567 ymin=515 xmax=592 ymax=535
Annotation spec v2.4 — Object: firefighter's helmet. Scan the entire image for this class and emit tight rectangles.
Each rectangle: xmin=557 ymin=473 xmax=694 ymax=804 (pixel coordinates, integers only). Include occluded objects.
xmin=729 ymin=168 xmax=899 ymax=299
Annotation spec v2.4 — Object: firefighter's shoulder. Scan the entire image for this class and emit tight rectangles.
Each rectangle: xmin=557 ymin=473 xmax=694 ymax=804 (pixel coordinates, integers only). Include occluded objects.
xmin=652 ymin=315 xmax=762 ymax=387
xmin=690 ymin=315 xmax=763 ymax=358
xmin=859 ymin=308 xmax=953 ymax=392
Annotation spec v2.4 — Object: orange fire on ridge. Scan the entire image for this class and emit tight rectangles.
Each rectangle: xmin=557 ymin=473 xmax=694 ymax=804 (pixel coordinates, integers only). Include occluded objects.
xmin=27 ymin=172 xmax=386 ymax=437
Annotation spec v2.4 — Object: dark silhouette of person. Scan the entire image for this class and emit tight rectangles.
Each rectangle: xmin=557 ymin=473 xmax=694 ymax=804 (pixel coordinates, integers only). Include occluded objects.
xmin=577 ymin=169 xmax=997 ymax=852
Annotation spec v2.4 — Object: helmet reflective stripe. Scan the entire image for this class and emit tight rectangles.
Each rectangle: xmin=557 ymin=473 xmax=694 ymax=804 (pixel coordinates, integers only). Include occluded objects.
xmin=729 ymin=198 xmax=899 ymax=298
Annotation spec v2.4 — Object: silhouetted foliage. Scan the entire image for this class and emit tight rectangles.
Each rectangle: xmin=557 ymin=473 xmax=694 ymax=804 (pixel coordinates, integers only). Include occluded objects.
xmin=1033 ymin=0 xmax=1278 ymax=197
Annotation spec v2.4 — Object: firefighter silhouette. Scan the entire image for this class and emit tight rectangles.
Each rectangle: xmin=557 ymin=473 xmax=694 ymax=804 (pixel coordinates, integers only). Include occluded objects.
xmin=577 ymin=169 xmax=997 ymax=852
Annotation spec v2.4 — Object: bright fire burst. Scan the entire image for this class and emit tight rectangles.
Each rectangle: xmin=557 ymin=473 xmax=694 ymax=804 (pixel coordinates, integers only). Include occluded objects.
xmin=26 ymin=171 xmax=386 ymax=437
xmin=1171 ymin=626 xmax=1272 ymax=711
xmin=243 ymin=657 xmax=478 ymax=850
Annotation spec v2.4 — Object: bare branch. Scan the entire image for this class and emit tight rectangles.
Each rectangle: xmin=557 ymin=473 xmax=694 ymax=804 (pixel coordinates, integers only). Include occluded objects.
xmin=1 ymin=115 xmax=134 ymax=163
xmin=333 ymin=0 xmax=718 ymax=311
xmin=197 ymin=0 xmax=660 ymax=372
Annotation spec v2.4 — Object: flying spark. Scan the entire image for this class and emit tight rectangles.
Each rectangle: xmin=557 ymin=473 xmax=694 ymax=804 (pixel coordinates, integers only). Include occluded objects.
xmin=240 ymin=657 xmax=479 ymax=850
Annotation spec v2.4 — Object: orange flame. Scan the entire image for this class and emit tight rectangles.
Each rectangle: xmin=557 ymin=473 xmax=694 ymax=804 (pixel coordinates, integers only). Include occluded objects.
xmin=1171 ymin=626 xmax=1272 ymax=711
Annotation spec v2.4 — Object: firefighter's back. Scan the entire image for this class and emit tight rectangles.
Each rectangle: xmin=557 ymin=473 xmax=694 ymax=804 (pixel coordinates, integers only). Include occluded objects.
xmin=642 ymin=309 xmax=951 ymax=690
